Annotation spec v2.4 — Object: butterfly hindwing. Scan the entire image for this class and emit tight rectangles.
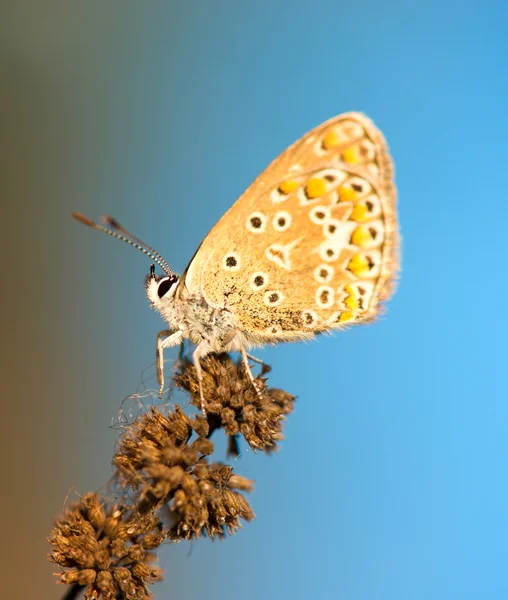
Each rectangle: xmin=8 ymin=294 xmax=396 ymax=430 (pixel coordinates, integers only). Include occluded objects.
xmin=183 ymin=112 xmax=399 ymax=341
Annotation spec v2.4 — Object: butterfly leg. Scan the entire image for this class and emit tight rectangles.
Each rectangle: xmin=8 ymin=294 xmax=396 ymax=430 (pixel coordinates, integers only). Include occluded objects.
xmin=156 ymin=329 xmax=183 ymax=398
xmin=168 ymin=338 xmax=185 ymax=377
xmin=178 ymin=338 xmax=186 ymax=362
xmin=191 ymin=343 xmax=209 ymax=415
xmin=240 ymin=345 xmax=264 ymax=399
xmin=246 ymin=352 xmax=265 ymax=367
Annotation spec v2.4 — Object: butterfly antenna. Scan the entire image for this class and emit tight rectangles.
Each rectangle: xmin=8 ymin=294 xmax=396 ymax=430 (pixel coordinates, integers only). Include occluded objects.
xmin=100 ymin=215 xmax=173 ymax=275
xmin=72 ymin=213 xmax=173 ymax=275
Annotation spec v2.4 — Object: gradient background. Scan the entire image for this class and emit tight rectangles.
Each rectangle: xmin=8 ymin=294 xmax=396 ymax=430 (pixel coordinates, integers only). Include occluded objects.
xmin=3 ymin=2 xmax=508 ymax=599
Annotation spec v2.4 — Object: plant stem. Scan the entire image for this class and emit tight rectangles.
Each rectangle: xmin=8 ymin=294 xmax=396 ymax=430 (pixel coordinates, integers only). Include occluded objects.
xmin=60 ymin=583 xmax=84 ymax=600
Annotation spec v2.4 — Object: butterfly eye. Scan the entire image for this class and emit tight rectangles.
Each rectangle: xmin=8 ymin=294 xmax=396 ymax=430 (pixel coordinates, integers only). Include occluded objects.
xmin=319 ymin=243 xmax=340 ymax=262
xmin=272 ymin=211 xmax=292 ymax=232
xmin=309 ymin=205 xmax=330 ymax=225
xmin=346 ymin=177 xmax=372 ymax=197
xmin=301 ymin=310 xmax=319 ymax=327
xmin=157 ymin=276 xmax=176 ymax=298
xmin=316 ymin=286 xmax=335 ymax=308
xmin=314 ymin=264 xmax=334 ymax=283
xmin=222 ymin=253 xmax=241 ymax=271
xmin=324 ymin=218 xmax=343 ymax=239
xmin=246 ymin=212 xmax=267 ymax=234
xmin=249 ymin=272 xmax=269 ymax=290
xmin=263 ymin=290 xmax=284 ymax=306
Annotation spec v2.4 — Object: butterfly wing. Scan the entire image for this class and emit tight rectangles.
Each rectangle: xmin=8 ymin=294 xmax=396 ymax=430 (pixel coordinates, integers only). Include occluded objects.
xmin=182 ymin=112 xmax=399 ymax=342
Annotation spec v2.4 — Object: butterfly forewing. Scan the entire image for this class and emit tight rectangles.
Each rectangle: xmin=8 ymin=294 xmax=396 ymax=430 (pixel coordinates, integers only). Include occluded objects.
xmin=183 ymin=112 xmax=399 ymax=341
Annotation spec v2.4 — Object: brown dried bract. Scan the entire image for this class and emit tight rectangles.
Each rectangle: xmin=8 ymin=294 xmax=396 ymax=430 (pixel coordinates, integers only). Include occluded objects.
xmin=113 ymin=405 xmax=255 ymax=540
xmin=174 ymin=354 xmax=296 ymax=453
xmin=48 ymin=354 xmax=296 ymax=597
xmin=48 ymin=492 xmax=163 ymax=600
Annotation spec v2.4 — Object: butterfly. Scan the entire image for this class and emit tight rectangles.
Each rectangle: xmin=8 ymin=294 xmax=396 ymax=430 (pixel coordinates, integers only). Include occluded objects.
xmin=74 ymin=112 xmax=399 ymax=410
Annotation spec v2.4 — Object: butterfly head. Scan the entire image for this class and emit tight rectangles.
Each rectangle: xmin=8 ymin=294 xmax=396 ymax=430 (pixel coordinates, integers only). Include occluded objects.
xmin=145 ymin=264 xmax=179 ymax=307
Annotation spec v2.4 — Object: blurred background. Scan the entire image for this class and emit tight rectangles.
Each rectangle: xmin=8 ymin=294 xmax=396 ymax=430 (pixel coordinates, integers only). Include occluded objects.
xmin=2 ymin=1 xmax=507 ymax=599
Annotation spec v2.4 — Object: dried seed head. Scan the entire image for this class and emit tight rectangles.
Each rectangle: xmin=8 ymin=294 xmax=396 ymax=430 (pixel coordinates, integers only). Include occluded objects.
xmin=167 ymin=462 xmax=255 ymax=540
xmin=48 ymin=493 xmax=163 ymax=599
xmin=174 ymin=354 xmax=296 ymax=453
xmin=48 ymin=353 xmax=297 ymax=595
xmin=113 ymin=405 xmax=255 ymax=540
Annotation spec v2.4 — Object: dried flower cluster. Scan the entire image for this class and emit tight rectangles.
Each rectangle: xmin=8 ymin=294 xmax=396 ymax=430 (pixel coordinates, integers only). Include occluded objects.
xmin=48 ymin=353 xmax=295 ymax=599
xmin=113 ymin=404 xmax=255 ymax=540
xmin=48 ymin=492 xmax=163 ymax=600
xmin=174 ymin=354 xmax=295 ymax=453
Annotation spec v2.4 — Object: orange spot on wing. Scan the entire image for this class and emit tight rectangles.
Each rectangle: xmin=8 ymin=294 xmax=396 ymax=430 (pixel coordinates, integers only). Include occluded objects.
xmin=337 ymin=186 xmax=357 ymax=202
xmin=343 ymin=284 xmax=361 ymax=310
xmin=278 ymin=180 xmax=300 ymax=194
xmin=351 ymin=226 xmax=372 ymax=248
xmin=342 ymin=146 xmax=359 ymax=164
xmin=350 ymin=203 xmax=368 ymax=222
xmin=322 ymin=131 xmax=340 ymax=149
xmin=347 ymin=254 xmax=371 ymax=277
xmin=344 ymin=295 xmax=360 ymax=310
xmin=339 ymin=311 xmax=354 ymax=322
xmin=305 ymin=178 xmax=326 ymax=198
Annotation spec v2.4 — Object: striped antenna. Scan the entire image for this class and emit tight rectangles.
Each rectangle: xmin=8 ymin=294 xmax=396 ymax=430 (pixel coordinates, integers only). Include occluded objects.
xmin=72 ymin=213 xmax=173 ymax=276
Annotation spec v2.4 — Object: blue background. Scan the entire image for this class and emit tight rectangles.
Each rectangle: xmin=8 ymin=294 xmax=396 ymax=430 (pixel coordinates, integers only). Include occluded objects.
xmin=3 ymin=2 xmax=507 ymax=599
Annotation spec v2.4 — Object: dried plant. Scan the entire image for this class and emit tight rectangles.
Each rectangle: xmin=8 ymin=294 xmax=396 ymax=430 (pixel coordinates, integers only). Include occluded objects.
xmin=174 ymin=354 xmax=295 ymax=453
xmin=48 ymin=353 xmax=295 ymax=599
xmin=48 ymin=492 xmax=164 ymax=600
xmin=113 ymin=405 xmax=255 ymax=540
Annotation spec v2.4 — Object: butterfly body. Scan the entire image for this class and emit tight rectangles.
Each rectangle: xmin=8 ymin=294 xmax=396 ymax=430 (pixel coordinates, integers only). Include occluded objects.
xmin=146 ymin=274 xmax=240 ymax=353
xmin=146 ymin=262 xmax=316 ymax=360
xmin=74 ymin=112 xmax=399 ymax=408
